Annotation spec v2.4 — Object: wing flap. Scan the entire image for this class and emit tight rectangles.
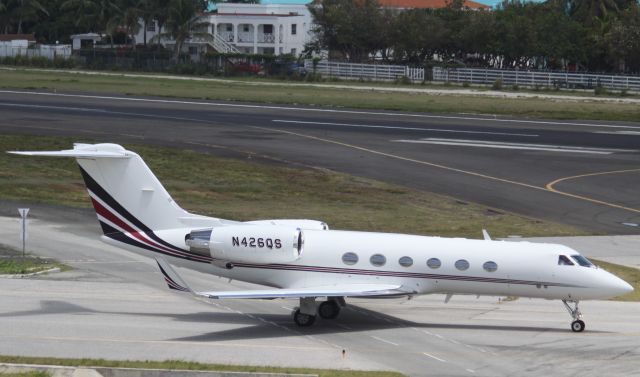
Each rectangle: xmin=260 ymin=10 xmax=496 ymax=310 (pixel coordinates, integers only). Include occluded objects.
xmin=199 ymin=284 xmax=413 ymax=299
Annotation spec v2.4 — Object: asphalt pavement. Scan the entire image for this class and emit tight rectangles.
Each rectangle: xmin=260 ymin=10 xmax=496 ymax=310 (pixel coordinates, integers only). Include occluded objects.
xmin=0 ymin=89 xmax=638 ymax=233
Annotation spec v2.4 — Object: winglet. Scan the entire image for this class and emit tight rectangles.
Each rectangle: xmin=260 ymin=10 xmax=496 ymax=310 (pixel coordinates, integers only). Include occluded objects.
xmin=482 ymin=229 xmax=491 ymax=241
xmin=155 ymin=258 xmax=194 ymax=294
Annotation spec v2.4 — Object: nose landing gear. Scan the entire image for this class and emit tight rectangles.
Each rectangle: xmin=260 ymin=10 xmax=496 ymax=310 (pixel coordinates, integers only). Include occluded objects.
xmin=563 ymin=300 xmax=585 ymax=332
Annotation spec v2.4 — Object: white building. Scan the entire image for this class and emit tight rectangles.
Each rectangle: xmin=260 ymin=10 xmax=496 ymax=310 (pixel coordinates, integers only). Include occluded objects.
xmin=135 ymin=3 xmax=313 ymax=56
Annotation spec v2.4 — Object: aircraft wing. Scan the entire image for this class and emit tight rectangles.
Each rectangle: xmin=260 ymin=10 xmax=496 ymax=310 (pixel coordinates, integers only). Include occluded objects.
xmin=156 ymin=258 xmax=413 ymax=299
xmin=199 ymin=284 xmax=410 ymax=299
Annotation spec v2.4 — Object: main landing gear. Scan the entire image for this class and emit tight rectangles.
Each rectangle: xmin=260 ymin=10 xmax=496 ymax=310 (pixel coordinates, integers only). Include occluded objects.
xmin=292 ymin=297 xmax=343 ymax=327
xmin=563 ymin=300 xmax=585 ymax=332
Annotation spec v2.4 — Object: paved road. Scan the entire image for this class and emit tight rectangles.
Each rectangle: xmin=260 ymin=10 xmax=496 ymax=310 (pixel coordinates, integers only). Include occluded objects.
xmin=1 ymin=89 xmax=639 ymax=234
xmin=1 ymin=215 xmax=639 ymax=377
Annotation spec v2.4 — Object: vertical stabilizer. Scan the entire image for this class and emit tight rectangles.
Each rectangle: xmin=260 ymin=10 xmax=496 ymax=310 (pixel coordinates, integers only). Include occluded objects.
xmin=10 ymin=143 xmax=191 ymax=233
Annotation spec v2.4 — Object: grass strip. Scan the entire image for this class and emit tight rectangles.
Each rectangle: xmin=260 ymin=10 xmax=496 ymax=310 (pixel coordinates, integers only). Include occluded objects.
xmin=0 ymin=134 xmax=585 ymax=239
xmin=0 ymin=372 xmax=50 ymax=377
xmin=0 ymin=244 xmax=67 ymax=275
xmin=1 ymin=69 xmax=639 ymax=122
xmin=591 ymin=259 xmax=640 ymax=302
xmin=0 ymin=356 xmax=404 ymax=377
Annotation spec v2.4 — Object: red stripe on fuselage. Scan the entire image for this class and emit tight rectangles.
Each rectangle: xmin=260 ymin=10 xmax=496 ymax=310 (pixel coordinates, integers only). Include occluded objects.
xmin=90 ymin=197 xmax=185 ymax=258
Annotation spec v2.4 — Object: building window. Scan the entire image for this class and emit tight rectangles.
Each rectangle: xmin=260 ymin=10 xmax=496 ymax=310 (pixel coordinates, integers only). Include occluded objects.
xmin=483 ymin=261 xmax=498 ymax=272
xmin=147 ymin=22 xmax=155 ymax=32
xmin=399 ymin=256 xmax=413 ymax=267
xmin=263 ymin=24 xmax=273 ymax=34
xmin=243 ymin=25 xmax=249 ymax=32
xmin=291 ymin=24 xmax=297 ymax=35
xmin=427 ymin=258 xmax=441 ymax=269
xmin=226 ymin=25 xmax=232 ymax=32
xmin=342 ymin=252 xmax=358 ymax=265
xmin=290 ymin=48 xmax=296 ymax=55
xmin=455 ymin=259 xmax=470 ymax=271
xmin=370 ymin=254 xmax=386 ymax=267
xmin=188 ymin=47 xmax=198 ymax=55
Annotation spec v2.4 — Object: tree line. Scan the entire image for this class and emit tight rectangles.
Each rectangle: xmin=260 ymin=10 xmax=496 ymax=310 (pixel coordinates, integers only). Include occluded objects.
xmin=2 ymin=0 xmax=639 ymax=73
xmin=308 ymin=0 xmax=640 ymax=73
xmin=0 ymin=0 xmax=210 ymax=58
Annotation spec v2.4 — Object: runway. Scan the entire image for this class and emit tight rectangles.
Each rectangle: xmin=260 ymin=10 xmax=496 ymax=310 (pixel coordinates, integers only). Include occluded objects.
xmin=1 ymin=215 xmax=639 ymax=377
xmin=0 ymin=89 xmax=639 ymax=233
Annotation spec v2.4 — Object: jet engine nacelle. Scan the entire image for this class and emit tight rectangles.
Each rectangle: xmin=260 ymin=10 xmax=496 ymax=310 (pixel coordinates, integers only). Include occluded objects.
xmin=185 ymin=225 xmax=304 ymax=265
xmin=245 ymin=219 xmax=329 ymax=230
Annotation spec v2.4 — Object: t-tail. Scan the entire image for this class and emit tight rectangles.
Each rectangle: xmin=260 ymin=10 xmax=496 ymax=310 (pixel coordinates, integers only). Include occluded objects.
xmin=9 ymin=143 xmax=220 ymax=235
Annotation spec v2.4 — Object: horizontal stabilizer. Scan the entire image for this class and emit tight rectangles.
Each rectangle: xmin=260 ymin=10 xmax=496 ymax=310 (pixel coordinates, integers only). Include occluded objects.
xmin=8 ymin=143 xmax=129 ymax=158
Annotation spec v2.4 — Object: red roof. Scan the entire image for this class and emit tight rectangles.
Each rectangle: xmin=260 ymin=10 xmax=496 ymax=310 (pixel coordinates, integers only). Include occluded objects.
xmin=0 ymin=34 xmax=36 ymax=42
xmin=379 ymin=0 xmax=490 ymax=9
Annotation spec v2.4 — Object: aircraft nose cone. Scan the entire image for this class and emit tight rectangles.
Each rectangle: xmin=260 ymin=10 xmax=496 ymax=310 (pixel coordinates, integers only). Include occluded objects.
xmin=610 ymin=277 xmax=634 ymax=296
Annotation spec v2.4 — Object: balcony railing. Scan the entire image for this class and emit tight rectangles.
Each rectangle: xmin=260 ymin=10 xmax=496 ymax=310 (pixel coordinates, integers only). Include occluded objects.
xmin=258 ymin=33 xmax=275 ymax=43
xmin=218 ymin=32 xmax=234 ymax=42
xmin=237 ymin=32 xmax=254 ymax=43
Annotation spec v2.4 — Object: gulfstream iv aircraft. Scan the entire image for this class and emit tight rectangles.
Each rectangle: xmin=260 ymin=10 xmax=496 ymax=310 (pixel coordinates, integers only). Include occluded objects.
xmin=10 ymin=143 xmax=633 ymax=332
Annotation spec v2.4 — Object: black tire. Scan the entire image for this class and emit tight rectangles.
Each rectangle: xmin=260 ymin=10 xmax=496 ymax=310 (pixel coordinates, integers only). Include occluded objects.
xmin=571 ymin=320 xmax=585 ymax=332
xmin=293 ymin=309 xmax=316 ymax=327
xmin=318 ymin=300 xmax=341 ymax=319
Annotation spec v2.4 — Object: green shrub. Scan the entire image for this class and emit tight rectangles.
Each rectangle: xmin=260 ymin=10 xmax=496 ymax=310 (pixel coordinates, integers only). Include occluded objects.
xmin=594 ymin=85 xmax=607 ymax=95
xmin=491 ymin=78 xmax=503 ymax=90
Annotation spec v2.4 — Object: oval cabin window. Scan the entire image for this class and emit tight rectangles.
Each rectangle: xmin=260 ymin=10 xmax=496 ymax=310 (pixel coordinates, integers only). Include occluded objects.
xmin=399 ymin=256 xmax=413 ymax=267
xmin=370 ymin=254 xmax=386 ymax=267
xmin=455 ymin=259 xmax=470 ymax=271
xmin=483 ymin=261 xmax=498 ymax=272
xmin=342 ymin=252 xmax=359 ymax=265
xmin=427 ymin=258 xmax=441 ymax=269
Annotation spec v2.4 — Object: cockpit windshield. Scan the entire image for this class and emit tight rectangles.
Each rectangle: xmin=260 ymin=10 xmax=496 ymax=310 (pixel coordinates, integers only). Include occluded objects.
xmin=571 ymin=255 xmax=594 ymax=268
xmin=558 ymin=255 xmax=574 ymax=266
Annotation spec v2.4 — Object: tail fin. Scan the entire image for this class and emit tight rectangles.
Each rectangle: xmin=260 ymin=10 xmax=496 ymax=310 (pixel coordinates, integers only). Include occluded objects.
xmin=9 ymin=143 xmax=191 ymax=233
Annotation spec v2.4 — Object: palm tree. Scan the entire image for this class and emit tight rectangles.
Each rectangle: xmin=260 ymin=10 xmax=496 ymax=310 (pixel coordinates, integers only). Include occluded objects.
xmin=1 ymin=0 xmax=48 ymax=34
xmin=61 ymin=0 xmax=119 ymax=36
xmin=164 ymin=0 xmax=207 ymax=61
xmin=568 ymin=0 xmax=635 ymax=25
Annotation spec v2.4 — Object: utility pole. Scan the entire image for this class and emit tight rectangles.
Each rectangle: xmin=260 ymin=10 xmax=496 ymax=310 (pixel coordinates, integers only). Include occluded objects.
xmin=18 ymin=208 xmax=29 ymax=258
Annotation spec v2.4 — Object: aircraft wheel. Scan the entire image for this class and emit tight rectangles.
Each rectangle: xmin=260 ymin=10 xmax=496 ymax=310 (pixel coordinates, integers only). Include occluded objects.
xmin=571 ymin=320 xmax=585 ymax=332
xmin=318 ymin=300 xmax=341 ymax=319
xmin=293 ymin=308 xmax=316 ymax=327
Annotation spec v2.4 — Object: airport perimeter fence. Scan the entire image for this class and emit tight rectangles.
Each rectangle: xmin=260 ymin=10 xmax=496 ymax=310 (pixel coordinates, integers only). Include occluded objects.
xmin=305 ymin=60 xmax=425 ymax=82
xmin=0 ymin=44 xmax=72 ymax=60
xmin=433 ymin=67 xmax=640 ymax=92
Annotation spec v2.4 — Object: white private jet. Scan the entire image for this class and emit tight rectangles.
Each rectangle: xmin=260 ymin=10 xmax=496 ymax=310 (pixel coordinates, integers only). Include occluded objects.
xmin=9 ymin=143 xmax=633 ymax=332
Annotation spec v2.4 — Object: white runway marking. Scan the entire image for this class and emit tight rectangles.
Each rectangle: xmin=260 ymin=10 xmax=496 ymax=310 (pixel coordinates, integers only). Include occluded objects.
xmin=393 ymin=138 xmax=636 ymax=155
xmin=2 ymin=89 xmax=640 ymax=130
xmin=271 ymin=119 xmax=539 ymax=137
xmin=423 ymin=352 xmax=447 ymax=363
xmin=370 ymin=336 xmax=399 ymax=346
